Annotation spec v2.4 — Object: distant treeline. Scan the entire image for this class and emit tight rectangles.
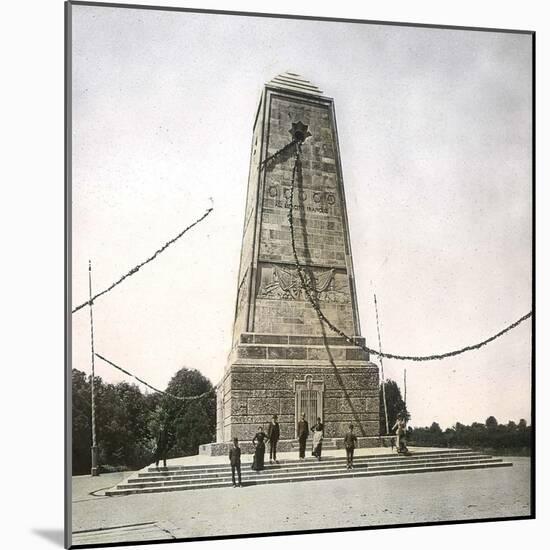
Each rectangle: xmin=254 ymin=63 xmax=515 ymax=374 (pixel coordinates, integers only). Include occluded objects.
xmin=407 ymin=418 xmax=531 ymax=455
xmin=72 ymin=371 xmax=531 ymax=475
xmin=71 ymin=368 xmax=215 ymax=475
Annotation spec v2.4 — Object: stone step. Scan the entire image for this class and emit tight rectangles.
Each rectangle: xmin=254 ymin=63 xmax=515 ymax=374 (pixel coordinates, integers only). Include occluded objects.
xmin=133 ymin=455 xmax=500 ymax=483
xmin=125 ymin=458 xmax=505 ymax=488
xmin=137 ymin=453 xmax=489 ymax=478
xmin=146 ymin=448 xmax=475 ymax=473
xmin=142 ymin=452 xmax=486 ymax=477
xmin=106 ymin=459 xmax=512 ymax=496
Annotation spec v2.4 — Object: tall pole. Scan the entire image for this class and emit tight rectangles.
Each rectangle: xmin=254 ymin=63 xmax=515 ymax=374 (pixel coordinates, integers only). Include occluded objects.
xmin=374 ymin=294 xmax=390 ymax=435
xmin=88 ymin=260 xmax=99 ymax=476
xmin=404 ymin=368 xmax=407 ymax=409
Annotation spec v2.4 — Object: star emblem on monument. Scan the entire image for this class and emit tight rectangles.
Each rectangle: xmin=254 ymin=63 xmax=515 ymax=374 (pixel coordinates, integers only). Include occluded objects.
xmin=289 ymin=121 xmax=312 ymax=143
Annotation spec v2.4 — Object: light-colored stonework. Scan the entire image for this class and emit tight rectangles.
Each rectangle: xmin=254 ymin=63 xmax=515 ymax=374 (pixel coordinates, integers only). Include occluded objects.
xmin=209 ymin=73 xmax=380 ymax=450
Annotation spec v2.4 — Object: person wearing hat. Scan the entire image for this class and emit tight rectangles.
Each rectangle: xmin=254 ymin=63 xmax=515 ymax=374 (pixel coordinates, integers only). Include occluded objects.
xmin=343 ymin=423 xmax=358 ymax=469
xmin=297 ymin=413 xmax=309 ymax=460
xmin=267 ymin=414 xmax=280 ymax=464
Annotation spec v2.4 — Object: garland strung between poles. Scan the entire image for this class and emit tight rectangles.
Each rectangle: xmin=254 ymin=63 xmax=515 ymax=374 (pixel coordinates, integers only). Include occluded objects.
xmin=285 ymin=141 xmax=532 ymax=362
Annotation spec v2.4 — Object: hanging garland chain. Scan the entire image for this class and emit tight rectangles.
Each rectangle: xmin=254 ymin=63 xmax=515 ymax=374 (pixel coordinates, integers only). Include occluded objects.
xmin=72 ymin=206 xmax=213 ymax=314
xmin=94 ymin=352 xmax=216 ymax=401
xmin=260 ymin=138 xmax=300 ymax=172
xmin=286 ymin=143 xmax=532 ymax=362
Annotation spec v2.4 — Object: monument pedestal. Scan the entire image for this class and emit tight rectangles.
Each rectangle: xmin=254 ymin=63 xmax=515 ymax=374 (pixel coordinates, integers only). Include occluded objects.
xmin=214 ymin=333 xmax=379 ymax=444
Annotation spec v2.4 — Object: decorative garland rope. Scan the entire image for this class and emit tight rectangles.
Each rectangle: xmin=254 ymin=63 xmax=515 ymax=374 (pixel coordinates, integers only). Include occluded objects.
xmin=260 ymin=138 xmax=300 ymax=171
xmin=286 ymin=143 xmax=532 ymax=362
xmin=72 ymin=206 xmax=213 ymax=313
xmin=94 ymin=352 xmax=216 ymax=401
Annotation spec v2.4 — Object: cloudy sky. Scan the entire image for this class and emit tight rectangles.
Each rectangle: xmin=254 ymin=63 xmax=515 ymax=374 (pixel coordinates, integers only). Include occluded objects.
xmin=70 ymin=4 xmax=532 ymax=429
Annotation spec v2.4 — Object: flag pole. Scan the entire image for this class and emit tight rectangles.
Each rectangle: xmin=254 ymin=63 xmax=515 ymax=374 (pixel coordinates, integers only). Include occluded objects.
xmin=404 ymin=368 xmax=407 ymax=409
xmin=88 ymin=260 xmax=99 ymax=476
xmin=374 ymin=294 xmax=390 ymax=435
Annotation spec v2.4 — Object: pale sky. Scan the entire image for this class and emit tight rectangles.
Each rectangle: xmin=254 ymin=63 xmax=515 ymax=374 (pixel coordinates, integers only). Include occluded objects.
xmin=70 ymin=5 xmax=532 ymax=429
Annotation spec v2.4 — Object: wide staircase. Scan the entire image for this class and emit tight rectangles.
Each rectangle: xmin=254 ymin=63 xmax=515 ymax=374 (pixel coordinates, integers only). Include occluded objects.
xmin=105 ymin=449 xmax=512 ymax=496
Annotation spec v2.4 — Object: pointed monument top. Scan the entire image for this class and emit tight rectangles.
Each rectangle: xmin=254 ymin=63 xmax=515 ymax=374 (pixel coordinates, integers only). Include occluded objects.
xmin=267 ymin=72 xmax=324 ymax=96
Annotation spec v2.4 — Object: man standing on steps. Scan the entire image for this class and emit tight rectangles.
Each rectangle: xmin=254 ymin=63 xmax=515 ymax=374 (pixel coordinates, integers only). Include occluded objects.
xmin=229 ymin=437 xmax=242 ymax=487
xmin=267 ymin=414 xmax=280 ymax=464
xmin=154 ymin=422 xmax=173 ymax=470
xmin=297 ymin=413 xmax=309 ymax=460
xmin=344 ymin=424 xmax=358 ymax=470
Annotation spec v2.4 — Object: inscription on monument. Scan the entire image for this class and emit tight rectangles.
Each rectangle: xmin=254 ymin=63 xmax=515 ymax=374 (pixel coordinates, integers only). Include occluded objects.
xmin=267 ymin=183 xmax=336 ymax=215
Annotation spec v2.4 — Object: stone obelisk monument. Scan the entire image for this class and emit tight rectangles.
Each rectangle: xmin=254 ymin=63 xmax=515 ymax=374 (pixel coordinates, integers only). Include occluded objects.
xmin=205 ymin=73 xmax=380 ymax=454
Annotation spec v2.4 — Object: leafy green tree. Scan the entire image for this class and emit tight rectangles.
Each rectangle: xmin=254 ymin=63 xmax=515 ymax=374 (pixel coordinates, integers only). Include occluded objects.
xmin=71 ymin=367 xmax=216 ymax=474
xmin=95 ymin=380 xmax=154 ymax=470
xmin=159 ymin=368 xmax=216 ymax=457
xmin=379 ymin=379 xmax=409 ymax=435
xmin=485 ymin=416 xmax=498 ymax=430
xmin=429 ymin=422 xmax=442 ymax=434
xmin=72 ymin=369 xmax=92 ymax=474
xmin=408 ymin=417 xmax=532 ymax=454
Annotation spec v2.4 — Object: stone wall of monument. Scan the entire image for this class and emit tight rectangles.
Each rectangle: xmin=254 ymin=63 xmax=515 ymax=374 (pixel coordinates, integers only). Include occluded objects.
xmin=217 ymin=364 xmax=379 ymax=442
xmin=249 ymin=93 xmax=356 ymax=337
xmin=231 ymin=97 xmax=265 ymax=345
xmin=260 ymin=95 xmax=347 ymax=266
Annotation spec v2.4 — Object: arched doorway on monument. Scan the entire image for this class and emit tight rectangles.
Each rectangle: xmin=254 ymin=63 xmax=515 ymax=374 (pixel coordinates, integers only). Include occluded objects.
xmin=294 ymin=375 xmax=324 ymax=437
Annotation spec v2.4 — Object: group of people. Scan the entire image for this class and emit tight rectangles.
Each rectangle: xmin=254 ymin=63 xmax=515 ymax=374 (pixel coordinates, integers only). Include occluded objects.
xmin=161 ymin=411 xmax=409 ymax=488
xmin=227 ymin=412 xmax=409 ymax=487
xmin=248 ymin=413 xmax=324 ymax=473
xmin=228 ymin=414 xmax=364 ymax=486
xmin=298 ymin=414 xmax=362 ymax=469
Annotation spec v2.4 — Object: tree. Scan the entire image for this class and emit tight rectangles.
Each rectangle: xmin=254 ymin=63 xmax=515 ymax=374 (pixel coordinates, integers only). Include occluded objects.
xmin=429 ymin=422 xmax=442 ymax=434
xmin=72 ymin=369 xmax=162 ymax=474
xmin=72 ymin=369 xmax=93 ymax=474
xmin=160 ymin=367 xmax=216 ymax=457
xmin=95 ymin=380 xmax=154 ymax=470
xmin=379 ymin=379 xmax=409 ymax=435
xmin=485 ymin=416 xmax=498 ymax=430
xmin=518 ymin=418 xmax=528 ymax=431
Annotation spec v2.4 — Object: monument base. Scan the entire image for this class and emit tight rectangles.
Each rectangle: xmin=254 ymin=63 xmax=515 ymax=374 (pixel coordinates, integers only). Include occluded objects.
xmin=216 ymin=333 xmax=380 ymax=443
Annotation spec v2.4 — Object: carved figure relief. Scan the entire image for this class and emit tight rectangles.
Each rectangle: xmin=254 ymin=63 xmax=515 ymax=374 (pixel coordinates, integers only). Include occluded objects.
xmin=257 ymin=264 xmax=350 ymax=303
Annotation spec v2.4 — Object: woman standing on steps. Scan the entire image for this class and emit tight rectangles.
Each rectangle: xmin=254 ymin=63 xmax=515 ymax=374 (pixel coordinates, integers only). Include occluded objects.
xmin=251 ymin=426 xmax=267 ymax=471
xmin=311 ymin=417 xmax=324 ymax=461
xmin=392 ymin=412 xmax=409 ymax=455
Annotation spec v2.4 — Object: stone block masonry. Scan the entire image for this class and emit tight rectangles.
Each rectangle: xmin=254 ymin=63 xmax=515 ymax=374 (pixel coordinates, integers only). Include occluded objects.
xmin=206 ymin=73 xmax=380 ymax=452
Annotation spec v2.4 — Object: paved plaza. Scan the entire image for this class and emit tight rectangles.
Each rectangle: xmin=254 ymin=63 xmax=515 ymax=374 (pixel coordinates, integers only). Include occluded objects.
xmin=71 ymin=452 xmax=531 ymax=546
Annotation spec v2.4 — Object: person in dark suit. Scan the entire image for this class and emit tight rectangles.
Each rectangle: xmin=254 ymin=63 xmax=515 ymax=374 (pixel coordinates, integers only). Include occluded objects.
xmin=297 ymin=413 xmax=309 ymax=460
xmin=154 ymin=423 xmax=173 ymax=469
xmin=344 ymin=423 xmax=358 ymax=469
xmin=267 ymin=414 xmax=280 ymax=464
xmin=229 ymin=437 xmax=242 ymax=487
